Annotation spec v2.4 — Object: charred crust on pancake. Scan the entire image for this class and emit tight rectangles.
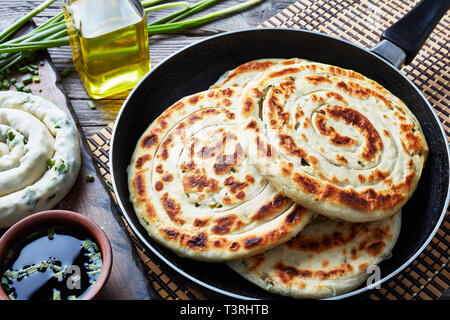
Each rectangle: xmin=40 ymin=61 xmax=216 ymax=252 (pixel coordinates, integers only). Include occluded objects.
xmin=305 ymin=75 xmax=332 ymax=85
xmin=141 ymin=134 xmax=158 ymax=148
xmin=188 ymin=94 xmax=201 ymax=104
xmin=212 ymin=215 xmax=238 ymax=234
xmin=133 ymin=173 xmax=146 ymax=197
xmin=135 ymin=154 xmax=151 ymax=169
xmin=285 ymin=206 xmax=305 ymax=224
xmin=187 ymin=232 xmax=207 ymax=249
xmin=279 ymin=135 xmax=307 ymax=158
xmin=252 ymin=195 xmax=290 ymax=221
xmin=229 ymin=242 xmax=240 ymax=251
xmin=182 ymin=174 xmax=219 ymax=193
xmin=161 ymin=228 xmax=179 ymax=240
xmin=246 ymin=120 xmax=259 ymax=131
xmin=275 ymin=262 xmax=354 ymax=283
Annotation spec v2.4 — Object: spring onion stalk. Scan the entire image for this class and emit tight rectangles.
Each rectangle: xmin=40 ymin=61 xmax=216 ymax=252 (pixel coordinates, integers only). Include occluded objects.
xmin=0 ymin=0 xmax=57 ymax=43
xmin=140 ymin=0 xmax=166 ymax=7
xmin=149 ymin=0 xmax=221 ymax=26
xmin=144 ymin=2 xmax=190 ymax=14
xmin=0 ymin=0 xmax=263 ymax=71
xmin=147 ymin=0 xmax=262 ymax=35
xmin=167 ymin=0 xmax=221 ymax=23
xmin=0 ymin=39 xmax=70 ymax=54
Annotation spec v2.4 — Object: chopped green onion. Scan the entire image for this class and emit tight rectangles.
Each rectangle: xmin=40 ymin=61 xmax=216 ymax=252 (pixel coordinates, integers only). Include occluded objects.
xmin=1 ymin=277 xmax=9 ymax=291
xmin=52 ymin=264 xmax=62 ymax=271
xmin=39 ymin=60 xmax=44 ymax=66
xmin=27 ymin=63 xmax=38 ymax=70
xmin=90 ymin=253 xmax=101 ymax=262
xmin=26 ymin=265 xmax=38 ymax=275
xmin=10 ymin=78 xmax=16 ymax=84
xmin=18 ymin=66 xmax=28 ymax=74
xmin=22 ymin=74 xmax=32 ymax=84
xmin=61 ymin=67 xmax=73 ymax=77
xmin=48 ymin=226 xmax=55 ymax=240
xmin=26 ymin=230 xmax=40 ymax=239
xmin=25 ymin=65 xmax=35 ymax=73
xmin=1 ymin=79 xmax=9 ymax=90
xmin=22 ymin=86 xmax=32 ymax=93
xmin=3 ymin=271 xmax=18 ymax=279
xmin=88 ymin=264 xmax=101 ymax=271
xmin=85 ymin=174 xmax=95 ymax=182
xmin=7 ymin=131 xmax=15 ymax=141
xmin=87 ymin=269 xmax=101 ymax=276
xmin=55 ymin=162 xmax=65 ymax=173
xmin=47 ymin=159 xmax=55 ymax=169
xmin=33 ymin=76 xmax=40 ymax=83
xmin=52 ymin=289 xmax=61 ymax=300
xmin=83 ymin=239 xmax=93 ymax=249
xmin=92 ymin=242 xmax=99 ymax=252
xmin=6 ymin=250 xmax=14 ymax=260
xmin=87 ymin=101 xmax=96 ymax=110
xmin=13 ymin=82 xmax=24 ymax=91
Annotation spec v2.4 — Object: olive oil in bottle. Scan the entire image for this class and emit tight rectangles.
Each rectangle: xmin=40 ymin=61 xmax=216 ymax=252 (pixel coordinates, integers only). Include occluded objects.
xmin=63 ymin=0 xmax=150 ymax=99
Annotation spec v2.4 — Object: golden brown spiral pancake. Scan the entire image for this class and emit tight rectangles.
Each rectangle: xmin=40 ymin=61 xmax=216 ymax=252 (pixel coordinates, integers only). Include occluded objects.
xmin=237 ymin=60 xmax=428 ymax=222
xmin=229 ymin=211 xmax=401 ymax=299
xmin=128 ymin=88 xmax=313 ymax=262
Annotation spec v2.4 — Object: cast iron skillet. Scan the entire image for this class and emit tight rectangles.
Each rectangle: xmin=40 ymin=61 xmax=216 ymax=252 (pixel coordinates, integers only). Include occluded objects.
xmin=111 ymin=0 xmax=450 ymax=299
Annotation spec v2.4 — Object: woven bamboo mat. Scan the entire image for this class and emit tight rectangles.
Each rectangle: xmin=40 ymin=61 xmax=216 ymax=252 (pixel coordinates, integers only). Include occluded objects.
xmin=88 ymin=0 xmax=450 ymax=300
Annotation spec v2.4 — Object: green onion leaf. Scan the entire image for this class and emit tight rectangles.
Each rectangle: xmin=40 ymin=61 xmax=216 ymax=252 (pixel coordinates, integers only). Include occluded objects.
xmin=61 ymin=67 xmax=74 ymax=78
xmin=7 ymin=131 xmax=15 ymax=141
xmin=52 ymin=289 xmax=61 ymax=300
xmin=87 ymin=101 xmax=96 ymax=110
xmin=85 ymin=174 xmax=95 ymax=182
xmin=14 ymin=82 xmax=24 ymax=91
xmin=1 ymin=79 xmax=10 ymax=90
xmin=22 ymin=74 xmax=32 ymax=84
xmin=83 ymin=239 xmax=92 ymax=249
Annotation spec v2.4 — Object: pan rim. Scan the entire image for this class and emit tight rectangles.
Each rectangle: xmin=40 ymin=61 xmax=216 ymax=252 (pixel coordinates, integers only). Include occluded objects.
xmin=110 ymin=28 xmax=450 ymax=300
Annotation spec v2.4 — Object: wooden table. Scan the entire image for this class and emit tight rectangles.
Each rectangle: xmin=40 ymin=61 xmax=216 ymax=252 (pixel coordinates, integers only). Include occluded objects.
xmin=0 ymin=0 xmax=297 ymax=300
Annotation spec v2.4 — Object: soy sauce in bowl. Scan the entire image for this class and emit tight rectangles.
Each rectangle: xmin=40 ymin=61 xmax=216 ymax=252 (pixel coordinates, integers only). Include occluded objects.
xmin=1 ymin=226 xmax=103 ymax=300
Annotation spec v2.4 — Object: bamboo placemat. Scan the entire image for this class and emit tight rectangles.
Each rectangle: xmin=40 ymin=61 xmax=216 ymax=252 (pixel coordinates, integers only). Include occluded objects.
xmin=88 ymin=0 xmax=450 ymax=300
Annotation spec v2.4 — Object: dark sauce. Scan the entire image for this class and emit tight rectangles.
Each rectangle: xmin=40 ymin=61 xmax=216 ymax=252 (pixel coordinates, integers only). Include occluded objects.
xmin=1 ymin=226 xmax=102 ymax=300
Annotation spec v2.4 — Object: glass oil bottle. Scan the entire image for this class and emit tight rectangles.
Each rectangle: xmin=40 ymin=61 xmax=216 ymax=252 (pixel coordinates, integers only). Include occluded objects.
xmin=63 ymin=0 xmax=150 ymax=99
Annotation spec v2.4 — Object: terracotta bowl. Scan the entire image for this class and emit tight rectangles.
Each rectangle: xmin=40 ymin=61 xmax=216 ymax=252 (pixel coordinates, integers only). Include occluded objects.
xmin=0 ymin=210 xmax=112 ymax=300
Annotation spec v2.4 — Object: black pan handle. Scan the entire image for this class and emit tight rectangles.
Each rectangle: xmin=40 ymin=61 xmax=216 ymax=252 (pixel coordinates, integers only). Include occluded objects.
xmin=372 ymin=0 xmax=450 ymax=67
